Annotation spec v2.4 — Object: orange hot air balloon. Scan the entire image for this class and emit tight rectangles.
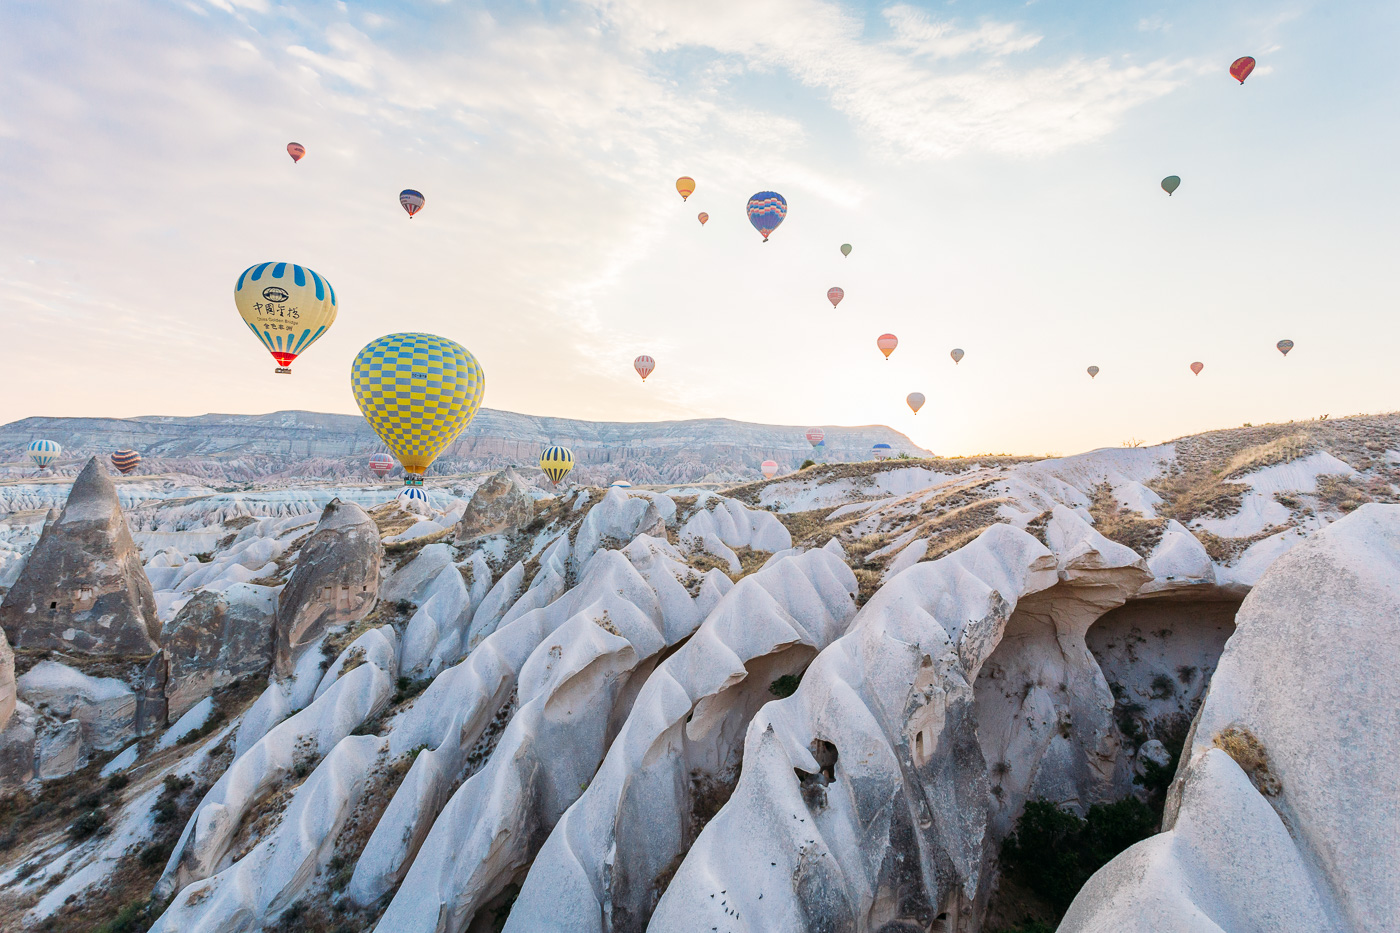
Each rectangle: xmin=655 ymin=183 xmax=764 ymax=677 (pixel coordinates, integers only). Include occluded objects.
xmin=634 ymin=355 xmax=655 ymax=382
xmin=697 ymin=212 xmax=708 ymax=225
xmin=877 ymin=334 xmax=898 ymax=359
xmin=1190 ymin=361 xmax=1204 ymax=376
xmin=287 ymin=142 xmax=306 ymax=163
xmin=676 ymin=177 xmax=695 ymax=201
xmin=1230 ymin=56 xmax=1256 ymax=85
xmin=827 ymin=287 xmax=844 ymax=309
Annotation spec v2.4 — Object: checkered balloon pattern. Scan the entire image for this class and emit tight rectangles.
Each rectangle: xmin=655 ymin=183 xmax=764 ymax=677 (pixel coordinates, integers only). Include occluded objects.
xmin=351 ymin=333 xmax=485 ymax=475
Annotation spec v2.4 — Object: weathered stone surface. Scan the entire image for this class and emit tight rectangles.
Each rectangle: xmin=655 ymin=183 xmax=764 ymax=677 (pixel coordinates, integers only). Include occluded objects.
xmin=17 ymin=660 xmax=136 ymax=751
xmin=274 ymin=499 xmax=381 ymax=676
xmin=163 ymin=583 xmax=277 ymax=718
xmin=455 ymin=467 xmax=533 ymax=543
xmin=0 ymin=701 xmax=37 ymax=791
xmin=0 ymin=457 xmax=160 ymax=656
xmin=37 ymin=718 xmax=87 ymax=780
xmin=0 ymin=625 xmax=13 ymax=732
xmin=135 ymin=651 xmax=169 ymax=736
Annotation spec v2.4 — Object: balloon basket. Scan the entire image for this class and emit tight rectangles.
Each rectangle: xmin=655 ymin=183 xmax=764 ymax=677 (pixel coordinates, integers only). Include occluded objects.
xmin=274 ymin=367 xmax=291 ymax=374
xmin=403 ymin=475 xmax=424 ymax=487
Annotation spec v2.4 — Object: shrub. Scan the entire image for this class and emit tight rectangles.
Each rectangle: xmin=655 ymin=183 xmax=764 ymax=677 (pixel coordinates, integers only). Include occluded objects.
xmin=769 ymin=674 xmax=801 ymax=699
xmin=68 ymin=808 xmax=107 ymax=841
xmin=799 ymin=459 xmax=816 ymax=470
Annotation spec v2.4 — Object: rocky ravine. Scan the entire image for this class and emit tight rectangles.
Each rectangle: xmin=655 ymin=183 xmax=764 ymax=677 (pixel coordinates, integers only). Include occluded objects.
xmin=0 ymin=413 xmax=1394 ymax=933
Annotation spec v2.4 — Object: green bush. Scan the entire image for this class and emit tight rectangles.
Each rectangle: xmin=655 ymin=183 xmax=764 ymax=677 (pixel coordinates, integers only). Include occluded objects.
xmin=68 ymin=808 xmax=107 ymax=841
xmin=799 ymin=459 xmax=816 ymax=470
xmin=769 ymin=674 xmax=801 ymax=699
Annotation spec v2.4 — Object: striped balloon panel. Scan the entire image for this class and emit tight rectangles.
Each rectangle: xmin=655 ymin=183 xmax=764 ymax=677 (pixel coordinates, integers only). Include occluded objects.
xmin=400 ymin=189 xmax=425 ymax=216
xmin=28 ymin=439 xmax=61 ymax=467
xmin=369 ymin=453 xmax=394 ymax=476
xmin=235 ymin=263 xmax=338 ymax=369
xmin=539 ymin=445 xmax=575 ymax=484
xmin=746 ymin=191 xmax=787 ymax=239
xmin=352 ymin=333 xmax=485 ymax=475
xmin=634 ymin=355 xmax=655 ymax=380
xmin=111 ymin=449 xmax=142 ymax=474
xmin=806 ymin=428 xmax=825 ymax=446
xmin=398 ymin=486 xmax=428 ymax=502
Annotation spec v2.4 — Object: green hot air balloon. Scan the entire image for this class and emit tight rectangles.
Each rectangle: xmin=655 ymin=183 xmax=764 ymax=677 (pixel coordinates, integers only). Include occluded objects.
xmin=840 ymin=243 xmax=852 ymax=257
xmin=1161 ymin=175 xmax=1181 ymax=196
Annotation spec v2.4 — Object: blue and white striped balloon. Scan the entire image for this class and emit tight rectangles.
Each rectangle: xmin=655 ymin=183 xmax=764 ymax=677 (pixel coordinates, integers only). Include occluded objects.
xmin=27 ymin=439 xmax=61 ymax=469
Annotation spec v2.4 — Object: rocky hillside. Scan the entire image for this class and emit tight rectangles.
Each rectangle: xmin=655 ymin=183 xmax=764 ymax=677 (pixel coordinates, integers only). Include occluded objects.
xmin=0 ymin=412 xmax=1394 ymax=933
xmin=0 ymin=410 xmax=926 ymax=486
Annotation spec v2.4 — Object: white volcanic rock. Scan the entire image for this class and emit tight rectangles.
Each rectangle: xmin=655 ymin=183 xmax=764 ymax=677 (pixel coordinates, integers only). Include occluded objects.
xmin=1061 ymin=504 xmax=1400 ymax=933
xmin=464 ymin=560 xmax=524 ymax=651
xmin=0 ymin=624 xmax=12 ymax=732
xmin=37 ymin=718 xmax=87 ymax=779
xmin=678 ymin=494 xmax=792 ymax=571
xmin=0 ymin=701 xmax=37 ymax=790
xmin=1142 ymin=519 xmax=1218 ymax=594
xmin=161 ymin=582 xmax=278 ymax=718
xmin=399 ymin=558 xmax=472 ymax=677
xmin=455 ymin=467 xmax=534 ymax=543
xmin=17 ymin=660 xmax=136 ymax=750
xmin=573 ymin=487 xmax=670 ymax=569
xmin=380 ymin=542 xmax=456 ymax=606
xmin=314 ymin=624 xmax=399 ymax=700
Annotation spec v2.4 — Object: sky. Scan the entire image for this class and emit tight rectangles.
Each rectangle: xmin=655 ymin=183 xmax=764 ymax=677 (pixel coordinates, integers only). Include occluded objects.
xmin=1 ymin=0 xmax=1397 ymax=456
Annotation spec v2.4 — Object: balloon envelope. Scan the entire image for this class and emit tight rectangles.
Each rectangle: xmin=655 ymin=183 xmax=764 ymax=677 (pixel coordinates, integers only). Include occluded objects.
xmin=872 ymin=443 xmax=892 ymax=460
xmin=399 ymin=189 xmax=425 ymax=217
xmin=27 ymin=439 xmax=60 ymax=469
xmin=1230 ymin=56 xmax=1256 ymax=84
xmin=235 ymin=262 xmax=338 ymax=373
xmin=540 ymin=445 xmax=575 ymax=485
xmin=1087 ymin=365 xmax=1100 ymax=378
xmin=287 ymin=142 xmax=305 ymax=163
xmin=840 ymin=243 xmax=852 ymax=257
xmin=746 ymin=191 xmax=787 ymax=241
xmin=697 ymin=212 xmax=708 ymax=225
xmin=906 ymin=392 xmax=925 ymax=414
xmin=676 ymin=177 xmax=695 ymax=201
xmin=111 ymin=449 xmax=141 ymax=474
xmin=877 ymin=333 xmax=898 ymax=359
xmin=806 ymin=428 xmax=825 ymax=447
xmin=369 ymin=454 xmax=394 ymax=478
xmin=351 ymin=333 xmax=485 ymax=477
xmin=827 ymin=287 xmax=844 ymax=308
xmin=634 ymin=355 xmax=655 ymax=381
xmin=1276 ymin=339 xmax=1294 ymax=356
xmin=1161 ymin=175 xmax=1181 ymax=196
xmin=1190 ymin=361 xmax=1204 ymax=375
xmin=761 ymin=460 xmax=779 ymax=478
xmin=950 ymin=348 xmax=964 ymax=364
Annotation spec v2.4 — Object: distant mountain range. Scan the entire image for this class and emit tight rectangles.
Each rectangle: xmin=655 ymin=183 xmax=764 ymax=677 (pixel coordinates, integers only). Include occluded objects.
xmin=0 ymin=410 xmax=927 ymax=485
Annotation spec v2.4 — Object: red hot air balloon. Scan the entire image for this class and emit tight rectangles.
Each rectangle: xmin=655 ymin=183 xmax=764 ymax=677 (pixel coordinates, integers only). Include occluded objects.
xmin=369 ymin=453 xmax=394 ymax=478
xmin=697 ymin=212 xmax=708 ymax=225
xmin=877 ymin=334 xmax=898 ymax=359
xmin=287 ymin=142 xmax=305 ymax=163
xmin=806 ymin=428 xmax=825 ymax=447
xmin=827 ymin=287 xmax=844 ymax=309
xmin=1190 ymin=362 xmax=1204 ymax=376
xmin=634 ymin=355 xmax=655 ymax=382
xmin=761 ymin=460 xmax=779 ymax=479
xmin=1230 ymin=56 xmax=1256 ymax=85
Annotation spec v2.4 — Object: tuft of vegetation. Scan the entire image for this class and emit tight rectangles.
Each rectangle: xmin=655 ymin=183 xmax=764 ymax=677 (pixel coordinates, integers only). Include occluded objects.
xmin=1213 ymin=725 xmax=1281 ymax=796
xmin=799 ymin=459 xmax=817 ymax=470
xmin=1088 ymin=482 xmax=1166 ymax=558
xmin=1315 ymin=474 xmax=1372 ymax=514
xmin=67 ymin=808 xmax=108 ymax=841
xmin=769 ymin=673 xmax=802 ymax=699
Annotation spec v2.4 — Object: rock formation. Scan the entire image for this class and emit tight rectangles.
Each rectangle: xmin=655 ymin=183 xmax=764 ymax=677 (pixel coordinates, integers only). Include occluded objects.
xmin=163 ymin=582 xmax=278 ymax=718
xmin=0 ymin=456 xmax=160 ymax=656
xmin=455 ymin=467 xmax=534 ymax=543
xmin=0 ymin=625 xmax=13 ymax=732
xmin=274 ymin=499 xmax=382 ymax=675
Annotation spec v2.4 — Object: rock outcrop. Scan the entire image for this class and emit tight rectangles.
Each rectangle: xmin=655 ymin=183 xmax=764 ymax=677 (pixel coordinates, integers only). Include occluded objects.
xmin=163 ymin=583 xmax=277 ymax=718
xmin=273 ymin=499 xmax=381 ymax=675
xmin=0 ymin=626 xmax=13 ymax=732
xmin=17 ymin=660 xmax=137 ymax=751
xmin=454 ymin=467 xmax=533 ymax=543
xmin=0 ymin=457 xmax=160 ymax=656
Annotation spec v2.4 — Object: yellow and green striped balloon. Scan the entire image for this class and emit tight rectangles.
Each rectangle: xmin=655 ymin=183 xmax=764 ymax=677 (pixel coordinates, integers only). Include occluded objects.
xmin=351 ymin=333 xmax=485 ymax=477
xmin=539 ymin=445 xmax=575 ymax=485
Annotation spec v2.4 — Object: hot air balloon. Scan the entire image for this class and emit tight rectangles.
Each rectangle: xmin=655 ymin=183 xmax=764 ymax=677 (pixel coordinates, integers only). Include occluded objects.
xmin=399 ymin=486 xmax=429 ymax=503
xmin=827 ymin=287 xmax=844 ymax=309
xmin=761 ymin=460 xmax=779 ymax=479
xmin=634 ymin=355 xmax=655 ymax=382
xmin=400 ymin=189 xmax=425 ymax=218
xmin=746 ymin=191 xmax=787 ymax=242
xmin=1161 ymin=176 xmax=1181 ymax=196
xmin=351 ymin=333 xmax=485 ymax=494
xmin=1276 ymin=339 xmax=1294 ymax=357
xmin=907 ymin=392 xmax=925 ymax=415
xmin=872 ymin=443 xmax=892 ymax=460
xmin=1087 ymin=366 xmax=1100 ymax=379
xmin=1230 ymin=56 xmax=1256 ymax=85
xmin=697 ymin=212 xmax=708 ymax=225
xmin=609 ymin=477 xmax=632 ymax=488
xmin=27 ymin=439 xmax=60 ymax=470
xmin=676 ymin=177 xmax=695 ymax=201
xmin=877 ymin=334 xmax=898 ymax=359
xmin=840 ymin=243 xmax=852 ymax=257
xmin=235 ymin=262 xmax=338 ymax=374
xmin=369 ymin=453 xmax=394 ymax=478
xmin=1190 ymin=361 xmax=1204 ymax=376
xmin=287 ymin=142 xmax=305 ymax=163
xmin=540 ymin=446 xmax=575 ymax=485
xmin=806 ymin=428 xmax=825 ymax=447
xmin=950 ymin=348 xmax=964 ymax=364
xmin=111 ymin=450 xmax=141 ymax=475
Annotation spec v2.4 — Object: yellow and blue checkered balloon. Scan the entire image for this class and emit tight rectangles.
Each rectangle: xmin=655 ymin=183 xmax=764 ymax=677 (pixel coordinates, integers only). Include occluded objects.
xmin=351 ymin=333 xmax=485 ymax=476
xmin=539 ymin=445 xmax=574 ymax=485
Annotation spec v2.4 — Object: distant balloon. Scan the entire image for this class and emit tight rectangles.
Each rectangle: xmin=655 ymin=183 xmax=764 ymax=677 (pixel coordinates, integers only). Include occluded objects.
xmin=697 ymin=212 xmax=709 ymax=225
xmin=539 ymin=445 xmax=575 ymax=485
xmin=235 ymin=262 xmax=338 ymax=374
xmin=369 ymin=453 xmax=394 ymax=478
xmin=761 ymin=460 xmax=779 ymax=479
xmin=1161 ymin=176 xmax=1181 ymax=196
xmin=1087 ymin=365 xmax=1100 ymax=379
xmin=872 ymin=443 xmax=892 ymax=460
xmin=746 ymin=191 xmax=787 ymax=242
xmin=1276 ymin=339 xmax=1294 ymax=357
xmin=840 ymin=243 xmax=852 ymax=257
xmin=1230 ymin=56 xmax=1256 ymax=85
xmin=827 ymin=287 xmax=844 ymax=309
xmin=1190 ymin=361 xmax=1204 ymax=376
xmin=634 ymin=355 xmax=655 ymax=382
xmin=399 ymin=486 xmax=428 ymax=503
xmin=676 ymin=177 xmax=696 ymax=201
xmin=877 ymin=333 xmax=898 ymax=359
xmin=399 ymin=189 xmax=425 ymax=218
xmin=806 ymin=427 xmax=825 ymax=447
xmin=950 ymin=348 xmax=964 ymax=364
xmin=287 ymin=142 xmax=305 ymax=163
xmin=27 ymin=439 xmax=60 ymax=470
xmin=111 ymin=449 xmax=141 ymax=475
xmin=609 ymin=477 xmax=632 ymax=488
xmin=907 ymin=392 xmax=925 ymax=415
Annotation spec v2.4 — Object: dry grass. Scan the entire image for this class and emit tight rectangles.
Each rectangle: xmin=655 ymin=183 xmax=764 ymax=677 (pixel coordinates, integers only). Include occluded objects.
xmin=920 ymin=499 xmax=1009 ymax=562
xmin=1088 ymin=483 xmax=1167 ymax=558
xmin=1213 ymin=725 xmax=1281 ymax=797
xmin=368 ymin=501 xmax=422 ymax=538
xmin=1315 ymin=474 xmax=1373 ymax=514
xmin=774 ymin=507 xmax=844 ymax=548
xmin=1221 ymin=433 xmax=1312 ymax=478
